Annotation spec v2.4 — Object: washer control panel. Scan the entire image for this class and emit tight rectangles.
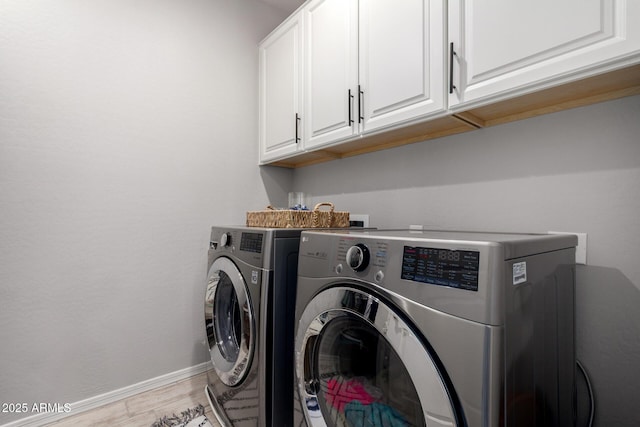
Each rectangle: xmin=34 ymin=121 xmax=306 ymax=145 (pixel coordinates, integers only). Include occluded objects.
xmin=209 ymin=228 xmax=265 ymax=266
xmin=219 ymin=232 xmax=232 ymax=248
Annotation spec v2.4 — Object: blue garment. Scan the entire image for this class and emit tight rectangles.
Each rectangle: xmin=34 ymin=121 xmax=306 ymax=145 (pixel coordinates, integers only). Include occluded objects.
xmin=344 ymin=401 xmax=408 ymax=427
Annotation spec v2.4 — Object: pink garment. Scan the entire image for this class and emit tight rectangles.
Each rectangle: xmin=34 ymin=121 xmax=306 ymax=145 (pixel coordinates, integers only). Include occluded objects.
xmin=326 ymin=378 xmax=376 ymax=412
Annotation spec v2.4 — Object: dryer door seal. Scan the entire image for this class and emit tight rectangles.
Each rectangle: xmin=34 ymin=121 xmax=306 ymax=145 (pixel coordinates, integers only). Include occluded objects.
xmin=295 ymin=286 xmax=458 ymax=427
xmin=205 ymin=256 xmax=255 ymax=387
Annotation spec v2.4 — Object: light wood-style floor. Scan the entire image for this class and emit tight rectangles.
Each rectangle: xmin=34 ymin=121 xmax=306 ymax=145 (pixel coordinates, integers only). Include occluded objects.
xmin=46 ymin=372 xmax=222 ymax=427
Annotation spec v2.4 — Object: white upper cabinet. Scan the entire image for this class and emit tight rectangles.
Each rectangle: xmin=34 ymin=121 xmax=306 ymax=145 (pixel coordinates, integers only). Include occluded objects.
xmin=304 ymin=0 xmax=446 ymax=150
xmin=359 ymin=0 xmax=445 ymax=133
xmin=448 ymin=0 xmax=640 ymax=109
xmin=259 ymin=12 xmax=304 ymax=163
xmin=303 ymin=0 xmax=358 ymax=149
xmin=259 ymin=0 xmax=639 ymax=167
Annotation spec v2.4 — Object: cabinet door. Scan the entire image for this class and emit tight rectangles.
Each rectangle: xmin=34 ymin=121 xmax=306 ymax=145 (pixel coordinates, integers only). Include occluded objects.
xmin=359 ymin=0 xmax=446 ymax=134
xmin=303 ymin=0 xmax=358 ymax=149
xmin=448 ymin=0 xmax=640 ymax=109
xmin=259 ymin=13 xmax=303 ymax=163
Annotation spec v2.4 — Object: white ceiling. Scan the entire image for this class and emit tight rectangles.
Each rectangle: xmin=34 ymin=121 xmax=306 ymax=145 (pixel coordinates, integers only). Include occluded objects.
xmin=258 ymin=0 xmax=304 ymax=15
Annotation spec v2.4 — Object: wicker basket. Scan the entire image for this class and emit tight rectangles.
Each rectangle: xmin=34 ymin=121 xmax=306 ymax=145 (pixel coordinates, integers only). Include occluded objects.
xmin=246 ymin=202 xmax=349 ymax=228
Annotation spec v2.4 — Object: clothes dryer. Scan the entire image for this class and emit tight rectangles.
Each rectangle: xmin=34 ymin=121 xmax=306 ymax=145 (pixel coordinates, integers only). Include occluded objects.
xmin=204 ymin=226 xmax=303 ymax=427
xmin=294 ymin=229 xmax=577 ymax=427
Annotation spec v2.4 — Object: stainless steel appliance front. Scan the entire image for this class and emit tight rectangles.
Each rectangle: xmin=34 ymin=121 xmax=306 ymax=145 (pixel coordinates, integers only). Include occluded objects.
xmin=293 ymin=229 xmax=576 ymax=427
xmin=205 ymin=226 xmax=303 ymax=427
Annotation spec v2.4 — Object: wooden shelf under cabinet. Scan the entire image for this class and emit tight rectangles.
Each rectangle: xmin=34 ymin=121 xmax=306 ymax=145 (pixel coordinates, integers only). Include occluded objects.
xmin=265 ymin=64 xmax=640 ymax=169
xmin=454 ymin=64 xmax=640 ymax=128
xmin=267 ymin=115 xmax=477 ymax=168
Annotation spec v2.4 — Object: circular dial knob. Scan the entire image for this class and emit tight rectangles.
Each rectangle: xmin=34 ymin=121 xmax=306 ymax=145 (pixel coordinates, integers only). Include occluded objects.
xmin=220 ymin=232 xmax=231 ymax=247
xmin=346 ymin=244 xmax=370 ymax=272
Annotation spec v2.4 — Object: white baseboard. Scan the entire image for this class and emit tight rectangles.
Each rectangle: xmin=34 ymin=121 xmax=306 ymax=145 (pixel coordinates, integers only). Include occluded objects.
xmin=1 ymin=362 xmax=210 ymax=427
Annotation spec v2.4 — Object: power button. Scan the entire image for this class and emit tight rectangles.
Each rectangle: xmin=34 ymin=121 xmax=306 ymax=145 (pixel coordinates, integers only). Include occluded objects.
xmin=374 ymin=271 xmax=384 ymax=283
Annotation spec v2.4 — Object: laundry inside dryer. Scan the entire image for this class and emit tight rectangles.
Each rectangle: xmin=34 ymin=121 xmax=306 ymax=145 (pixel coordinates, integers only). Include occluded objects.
xmin=311 ymin=315 xmax=424 ymax=426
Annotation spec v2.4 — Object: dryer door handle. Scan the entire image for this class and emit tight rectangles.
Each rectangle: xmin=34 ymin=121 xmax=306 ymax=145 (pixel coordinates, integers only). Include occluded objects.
xmin=304 ymin=378 xmax=319 ymax=395
xmin=302 ymin=336 xmax=319 ymax=396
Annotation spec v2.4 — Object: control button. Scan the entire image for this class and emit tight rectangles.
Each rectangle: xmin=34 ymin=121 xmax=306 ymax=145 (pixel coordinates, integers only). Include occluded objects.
xmin=335 ymin=264 xmax=343 ymax=274
xmin=220 ymin=233 xmax=231 ymax=247
xmin=374 ymin=271 xmax=384 ymax=283
xmin=346 ymin=244 xmax=370 ymax=272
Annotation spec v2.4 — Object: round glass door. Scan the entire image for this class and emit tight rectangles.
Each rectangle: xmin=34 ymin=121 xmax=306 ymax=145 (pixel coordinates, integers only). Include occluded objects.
xmin=296 ymin=287 xmax=458 ymax=427
xmin=205 ymin=257 xmax=254 ymax=387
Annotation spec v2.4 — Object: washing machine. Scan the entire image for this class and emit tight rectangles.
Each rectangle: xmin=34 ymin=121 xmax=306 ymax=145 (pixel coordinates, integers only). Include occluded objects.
xmin=293 ymin=229 xmax=577 ymax=427
xmin=204 ymin=226 xmax=304 ymax=426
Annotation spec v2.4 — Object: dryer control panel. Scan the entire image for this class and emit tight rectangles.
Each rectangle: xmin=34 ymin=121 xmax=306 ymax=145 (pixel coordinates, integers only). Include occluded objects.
xmin=401 ymin=246 xmax=480 ymax=292
xmin=345 ymin=244 xmax=370 ymax=271
xmin=334 ymin=237 xmax=390 ymax=284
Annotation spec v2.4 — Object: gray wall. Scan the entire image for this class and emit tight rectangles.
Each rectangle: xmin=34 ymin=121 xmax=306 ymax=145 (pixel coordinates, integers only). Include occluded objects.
xmin=292 ymin=94 xmax=640 ymax=426
xmin=0 ymin=0 xmax=290 ymax=424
